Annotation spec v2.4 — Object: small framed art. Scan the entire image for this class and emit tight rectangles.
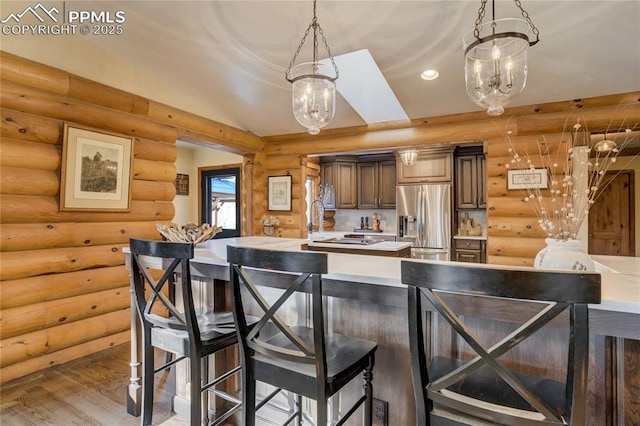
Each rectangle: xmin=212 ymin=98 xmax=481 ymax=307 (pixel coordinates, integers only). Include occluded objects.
xmin=268 ymin=175 xmax=292 ymax=211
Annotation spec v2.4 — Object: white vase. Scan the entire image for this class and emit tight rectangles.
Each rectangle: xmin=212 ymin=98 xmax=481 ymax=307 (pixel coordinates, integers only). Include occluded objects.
xmin=534 ymin=238 xmax=595 ymax=271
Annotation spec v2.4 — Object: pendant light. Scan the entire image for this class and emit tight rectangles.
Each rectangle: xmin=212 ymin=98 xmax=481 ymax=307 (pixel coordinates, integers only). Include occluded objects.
xmin=399 ymin=148 xmax=419 ymax=166
xmin=463 ymin=0 xmax=539 ymax=116
xmin=285 ymin=0 xmax=339 ymax=135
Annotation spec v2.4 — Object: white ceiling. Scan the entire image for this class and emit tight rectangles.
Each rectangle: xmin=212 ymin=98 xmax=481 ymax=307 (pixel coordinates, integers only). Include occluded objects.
xmin=3 ymin=1 xmax=640 ymax=137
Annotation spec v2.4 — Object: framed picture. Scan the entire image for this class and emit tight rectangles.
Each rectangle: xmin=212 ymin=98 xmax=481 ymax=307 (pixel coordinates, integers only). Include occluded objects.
xmin=268 ymin=175 xmax=292 ymax=211
xmin=175 ymin=173 xmax=189 ymax=195
xmin=507 ymin=168 xmax=549 ymax=190
xmin=60 ymin=124 xmax=133 ymax=211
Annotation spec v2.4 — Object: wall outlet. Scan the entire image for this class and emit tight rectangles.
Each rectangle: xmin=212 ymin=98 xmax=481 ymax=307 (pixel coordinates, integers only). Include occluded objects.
xmin=372 ymin=398 xmax=388 ymax=426
xmin=497 ymin=223 xmax=511 ymax=231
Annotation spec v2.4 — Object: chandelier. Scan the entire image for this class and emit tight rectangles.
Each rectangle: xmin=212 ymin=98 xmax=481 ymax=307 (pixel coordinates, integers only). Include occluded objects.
xmin=285 ymin=0 xmax=339 ymax=135
xmin=463 ymin=0 xmax=539 ymax=116
xmin=399 ymin=148 xmax=419 ymax=166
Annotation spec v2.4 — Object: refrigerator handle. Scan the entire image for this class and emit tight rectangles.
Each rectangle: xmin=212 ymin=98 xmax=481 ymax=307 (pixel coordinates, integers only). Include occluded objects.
xmin=416 ymin=188 xmax=424 ymax=245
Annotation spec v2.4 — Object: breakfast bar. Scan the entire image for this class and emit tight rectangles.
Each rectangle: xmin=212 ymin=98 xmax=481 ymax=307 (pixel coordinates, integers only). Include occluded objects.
xmin=125 ymin=237 xmax=640 ymax=425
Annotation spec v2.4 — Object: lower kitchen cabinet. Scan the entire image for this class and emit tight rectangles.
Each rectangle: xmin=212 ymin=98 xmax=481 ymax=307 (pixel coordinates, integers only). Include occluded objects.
xmin=454 ymin=238 xmax=486 ymax=263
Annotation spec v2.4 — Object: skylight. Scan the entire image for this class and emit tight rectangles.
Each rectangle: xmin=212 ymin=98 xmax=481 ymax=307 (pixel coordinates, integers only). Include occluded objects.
xmin=321 ymin=49 xmax=409 ymax=125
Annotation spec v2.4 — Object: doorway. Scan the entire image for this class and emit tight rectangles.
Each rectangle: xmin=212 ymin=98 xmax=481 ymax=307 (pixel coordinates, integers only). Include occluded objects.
xmin=200 ymin=167 xmax=241 ymax=238
xmin=588 ymin=170 xmax=635 ymax=256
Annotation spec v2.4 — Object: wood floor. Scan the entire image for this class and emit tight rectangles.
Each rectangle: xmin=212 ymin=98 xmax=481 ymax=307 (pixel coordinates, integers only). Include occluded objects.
xmin=0 ymin=343 xmax=176 ymax=426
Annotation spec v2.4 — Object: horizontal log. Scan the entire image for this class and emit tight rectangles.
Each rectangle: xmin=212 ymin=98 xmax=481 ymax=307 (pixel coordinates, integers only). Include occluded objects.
xmin=261 ymin=155 xmax=303 ymax=170
xmin=263 ymin=96 xmax=640 ymax=157
xmin=0 ymin=108 xmax=62 ymax=144
xmin=0 ymin=330 xmax=130 ymax=384
xmin=147 ymin=101 xmax=263 ymax=153
xmin=0 ymin=167 xmax=58 ymax=196
xmin=0 ymin=222 xmax=159 ymax=252
xmin=0 ymin=196 xmax=174 ymax=224
xmin=132 ymin=158 xmax=176 ymax=182
xmin=0 ymin=286 xmax=130 ymax=339
xmin=487 ymin=236 xmax=545 ymax=258
xmin=131 ymin=179 xmax=175 ymax=202
xmin=0 ymin=138 xmax=60 ymax=170
xmin=263 ymin=118 xmax=509 ymax=157
xmin=487 ymin=216 xmax=547 ymax=238
xmin=0 ymin=266 xmax=129 ymax=309
xmin=0 ymin=244 xmax=127 ymax=281
xmin=487 ymin=255 xmax=534 ymax=268
xmin=0 ymin=79 xmax=178 ymax=143
xmin=68 ymin=75 xmax=150 ymax=116
xmin=0 ymin=51 xmax=69 ymax=95
xmin=133 ymin=137 xmax=177 ymax=163
xmin=486 ymin=133 xmax=571 ymax=158
xmin=263 ymin=92 xmax=640 ymax=144
xmin=516 ymin=103 xmax=640 ymax=136
xmin=1 ymin=308 xmax=130 ymax=368
xmin=487 ymin=196 xmax=550 ymax=217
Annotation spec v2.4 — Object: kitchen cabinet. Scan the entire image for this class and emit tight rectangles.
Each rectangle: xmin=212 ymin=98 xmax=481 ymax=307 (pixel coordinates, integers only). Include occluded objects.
xmin=397 ymin=147 xmax=454 ymax=184
xmin=357 ymin=160 xmax=396 ymax=209
xmin=321 ymin=158 xmax=357 ymax=209
xmin=455 ymin=149 xmax=486 ymax=209
xmin=454 ymin=238 xmax=486 ymax=263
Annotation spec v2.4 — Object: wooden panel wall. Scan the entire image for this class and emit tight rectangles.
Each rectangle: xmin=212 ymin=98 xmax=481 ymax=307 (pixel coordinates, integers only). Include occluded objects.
xmin=0 ymin=52 xmax=262 ymax=383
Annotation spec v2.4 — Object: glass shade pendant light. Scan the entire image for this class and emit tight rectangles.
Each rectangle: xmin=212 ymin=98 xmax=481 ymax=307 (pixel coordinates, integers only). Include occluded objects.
xmin=463 ymin=0 xmax=539 ymax=116
xmin=399 ymin=148 xmax=419 ymax=166
xmin=285 ymin=0 xmax=339 ymax=135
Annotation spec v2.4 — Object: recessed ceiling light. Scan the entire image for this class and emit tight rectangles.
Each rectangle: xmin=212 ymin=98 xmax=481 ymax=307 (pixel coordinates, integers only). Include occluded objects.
xmin=421 ymin=69 xmax=439 ymax=80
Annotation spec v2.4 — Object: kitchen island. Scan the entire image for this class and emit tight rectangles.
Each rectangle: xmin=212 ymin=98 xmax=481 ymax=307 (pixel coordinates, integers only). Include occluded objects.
xmin=305 ymin=238 xmax=412 ymax=257
xmin=125 ymin=237 xmax=639 ymax=425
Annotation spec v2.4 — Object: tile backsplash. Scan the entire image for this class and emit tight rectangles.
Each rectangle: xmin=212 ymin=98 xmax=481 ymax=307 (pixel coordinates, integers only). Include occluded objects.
xmin=332 ymin=209 xmax=397 ymax=233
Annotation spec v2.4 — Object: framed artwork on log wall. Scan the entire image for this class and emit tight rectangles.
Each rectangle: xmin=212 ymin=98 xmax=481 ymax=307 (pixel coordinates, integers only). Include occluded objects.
xmin=507 ymin=168 xmax=549 ymax=190
xmin=60 ymin=123 xmax=134 ymax=212
xmin=268 ymin=175 xmax=292 ymax=211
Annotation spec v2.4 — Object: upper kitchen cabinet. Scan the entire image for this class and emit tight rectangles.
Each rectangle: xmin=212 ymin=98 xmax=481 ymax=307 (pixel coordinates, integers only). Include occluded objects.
xmin=321 ymin=157 xmax=358 ymax=209
xmin=357 ymin=158 xmax=396 ymax=209
xmin=397 ymin=147 xmax=454 ymax=184
xmin=455 ymin=146 xmax=486 ymax=209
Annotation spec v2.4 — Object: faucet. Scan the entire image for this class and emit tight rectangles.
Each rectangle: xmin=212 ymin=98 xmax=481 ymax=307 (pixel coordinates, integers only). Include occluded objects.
xmin=309 ymin=199 xmax=325 ymax=234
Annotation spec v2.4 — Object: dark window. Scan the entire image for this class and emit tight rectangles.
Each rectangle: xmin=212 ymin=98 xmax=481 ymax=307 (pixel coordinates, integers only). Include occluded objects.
xmin=201 ymin=168 xmax=240 ymax=238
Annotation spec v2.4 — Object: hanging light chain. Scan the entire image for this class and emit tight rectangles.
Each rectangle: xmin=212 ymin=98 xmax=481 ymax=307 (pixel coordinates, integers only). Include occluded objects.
xmin=285 ymin=22 xmax=313 ymax=80
xmin=472 ymin=0 xmax=539 ymax=45
xmin=473 ymin=0 xmax=488 ymax=40
xmin=514 ymin=0 xmax=540 ymax=44
xmin=284 ymin=0 xmax=339 ymax=82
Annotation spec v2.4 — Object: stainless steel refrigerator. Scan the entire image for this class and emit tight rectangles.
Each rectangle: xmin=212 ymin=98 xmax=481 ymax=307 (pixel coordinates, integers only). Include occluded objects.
xmin=396 ymin=184 xmax=451 ymax=260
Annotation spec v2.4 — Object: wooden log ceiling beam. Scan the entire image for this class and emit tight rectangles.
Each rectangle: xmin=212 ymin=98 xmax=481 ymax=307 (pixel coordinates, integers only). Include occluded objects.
xmin=0 ymin=51 xmax=263 ymax=154
xmin=263 ymin=92 xmax=640 ymax=156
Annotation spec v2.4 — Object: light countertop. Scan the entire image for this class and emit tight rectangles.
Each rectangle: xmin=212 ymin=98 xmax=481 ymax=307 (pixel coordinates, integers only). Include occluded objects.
xmin=307 ymin=240 xmax=411 ymax=251
xmin=453 ymin=235 xmax=487 ymax=240
xmin=132 ymin=237 xmax=640 ymax=315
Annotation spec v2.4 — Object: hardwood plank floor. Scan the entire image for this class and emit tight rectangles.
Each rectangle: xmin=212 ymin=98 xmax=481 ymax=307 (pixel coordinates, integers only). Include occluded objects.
xmin=0 ymin=343 xmax=175 ymax=426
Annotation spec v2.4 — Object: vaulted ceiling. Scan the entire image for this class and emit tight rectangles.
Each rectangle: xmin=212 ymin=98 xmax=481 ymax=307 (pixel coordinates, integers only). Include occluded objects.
xmin=2 ymin=1 xmax=639 ymax=137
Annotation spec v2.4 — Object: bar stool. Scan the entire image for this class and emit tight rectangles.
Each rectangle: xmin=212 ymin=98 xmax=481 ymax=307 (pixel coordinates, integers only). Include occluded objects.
xmin=130 ymin=238 xmax=242 ymax=426
xmin=227 ymin=246 xmax=377 ymax=426
xmin=401 ymin=260 xmax=601 ymax=425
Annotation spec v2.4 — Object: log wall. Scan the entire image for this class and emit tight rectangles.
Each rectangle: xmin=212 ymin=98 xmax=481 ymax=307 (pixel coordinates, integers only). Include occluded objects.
xmin=0 ymin=52 xmax=261 ymax=383
xmin=1 ymin=51 xmax=639 ymax=384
